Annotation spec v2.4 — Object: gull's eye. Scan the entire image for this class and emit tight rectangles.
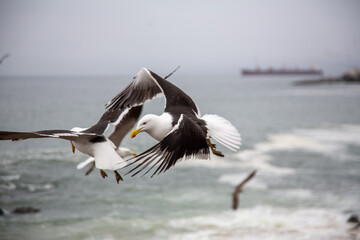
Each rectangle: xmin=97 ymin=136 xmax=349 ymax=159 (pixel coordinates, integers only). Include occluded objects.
xmin=143 ymin=122 xmax=147 ymax=125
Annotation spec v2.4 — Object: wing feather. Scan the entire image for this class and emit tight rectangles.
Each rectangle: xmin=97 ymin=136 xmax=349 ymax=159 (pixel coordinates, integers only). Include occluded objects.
xmin=105 ymin=68 xmax=163 ymax=111
xmin=0 ymin=130 xmax=84 ymax=141
xmin=108 ymin=105 xmax=143 ymax=147
xmin=201 ymin=114 xmax=241 ymax=151
xmin=125 ymin=115 xmax=210 ymax=177
xmin=105 ymin=68 xmax=199 ymax=117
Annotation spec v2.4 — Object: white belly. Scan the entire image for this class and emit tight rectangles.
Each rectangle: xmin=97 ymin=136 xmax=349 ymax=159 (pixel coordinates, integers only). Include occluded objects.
xmin=92 ymin=141 xmax=127 ymax=170
xmin=72 ymin=139 xmax=94 ymax=157
xmin=73 ymin=139 xmax=127 ymax=171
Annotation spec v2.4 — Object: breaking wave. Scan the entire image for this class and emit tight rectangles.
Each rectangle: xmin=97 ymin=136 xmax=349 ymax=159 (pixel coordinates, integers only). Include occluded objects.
xmin=165 ymin=206 xmax=351 ymax=240
xmin=235 ymin=124 xmax=360 ymax=175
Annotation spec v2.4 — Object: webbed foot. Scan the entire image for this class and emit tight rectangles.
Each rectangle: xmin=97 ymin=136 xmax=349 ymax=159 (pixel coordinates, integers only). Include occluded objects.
xmin=207 ymin=138 xmax=224 ymax=157
xmin=100 ymin=169 xmax=108 ymax=178
xmin=114 ymin=170 xmax=123 ymax=184
xmin=85 ymin=162 xmax=95 ymax=176
xmin=212 ymin=149 xmax=225 ymax=157
xmin=71 ymin=142 xmax=76 ymax=153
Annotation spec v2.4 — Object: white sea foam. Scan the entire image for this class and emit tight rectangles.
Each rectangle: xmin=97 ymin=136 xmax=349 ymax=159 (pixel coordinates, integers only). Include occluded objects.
xmin=0 ymin=174 xmax=20 ymax=181
xmin=176 ymin=157 xmax=238 ymax=169
xmin=273 ymin=188 xmax=314 ymax=200
xmin=166 ymin=206 xmax=351 ymax=240
xmin=0 ymin=182 xmax=16 ymax=191
xmin=237 ymin=149 xmax=295 ymax=175
xmin=235 ymin=124 xmax=360 ymax=175
xmin=0 ymin=147 xmax=85 ymax=166
xmin=295 ymin=124 xmax=360 ymax=148
xmin=1 ymin=181 xmax=55 ymax=192
xmin=20 ymin=183 xmax=55 ymax=192
xmin=176 ymin=125 xmax=360 ymax=179
xmin=27 ymin=206 xmax=352 ymax=240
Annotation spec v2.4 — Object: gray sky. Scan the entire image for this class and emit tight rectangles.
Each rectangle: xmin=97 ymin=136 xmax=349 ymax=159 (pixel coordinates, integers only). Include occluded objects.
xmin=0 ymin=0 xmax=359 ymax=76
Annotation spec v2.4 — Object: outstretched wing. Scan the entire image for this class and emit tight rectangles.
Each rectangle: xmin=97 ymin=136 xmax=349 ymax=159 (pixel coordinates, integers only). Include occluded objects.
xmin=105 ymin=68 xmax=163 ymax=111
xmin=106 ymin=68 xmax=199 ymax=117
xmin=82 ymin=105 xmax=125 ymax=135
xmin=148 ymin=70 xmax=199 ymax=116
xmin=0 ymin=101 xmax=138 ymax=143
xmin=80 ymin=100 xmax=142 ymax=137
xmin=125 ymin=115 xmax=210 ymax=177
xmin=108 ymin=105 xmax=143 ymax=147
xmin=0 ymin=130 xmax=89 ymax=141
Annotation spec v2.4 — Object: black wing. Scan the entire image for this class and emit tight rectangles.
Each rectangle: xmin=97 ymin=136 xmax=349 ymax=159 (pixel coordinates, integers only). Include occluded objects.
xmin=83 ymin=100 xmax=139 ymax=135
xmin=105 ymin=68 xmax=199 ymax=116
xmin=125 ymin=115 xmax=210 ymax=177
xmin=0 ymin=103 xmax=133 ymax=142
xmin=0 ymin=130 xmax=82 ymax=141
xmin=105 ymin=68 xmax=163 ymax=111
xmin=0 ymin=90 xmax=133 ymax=141
xmin=148 ymin=70 xmax=199 ymax=115
xmin=108 ymin=105 xmax=143 ymax=147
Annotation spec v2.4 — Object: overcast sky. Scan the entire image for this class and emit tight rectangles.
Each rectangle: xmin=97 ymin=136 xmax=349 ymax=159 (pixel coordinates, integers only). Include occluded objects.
xmin=0 ymin=0 xmax=359 ymax=76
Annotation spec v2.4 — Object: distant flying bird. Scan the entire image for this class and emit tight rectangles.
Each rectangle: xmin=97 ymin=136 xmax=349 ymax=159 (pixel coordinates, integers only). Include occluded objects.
xmin=232 ymin=170 xmax=257 ymax=210
xmin=0 ymin=105 xmax=142 ymax=184
xmin=0 ymin=53 xmax=10 ymax=65
xmin=105 ymin=68 xmax=241 ymax=177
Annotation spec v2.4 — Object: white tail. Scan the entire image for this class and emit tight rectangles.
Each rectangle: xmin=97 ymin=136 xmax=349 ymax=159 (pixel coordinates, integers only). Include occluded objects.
xmin=93 ymin=141 xmax=127 ymax=170
xmin=201 ymin=114 xmax=241 ymax=151
xmin=76 ymin=157 xmax=94 ymax=169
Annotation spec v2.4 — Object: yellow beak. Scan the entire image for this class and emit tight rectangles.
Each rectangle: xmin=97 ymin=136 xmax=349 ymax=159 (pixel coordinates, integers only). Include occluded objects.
xmin=130 ymin=128 xmax=142 ymax=138
xmin=131 ymin=152 xmax=137 ymax=156
xmin=71 ymin=142 xmax=76 ymax=153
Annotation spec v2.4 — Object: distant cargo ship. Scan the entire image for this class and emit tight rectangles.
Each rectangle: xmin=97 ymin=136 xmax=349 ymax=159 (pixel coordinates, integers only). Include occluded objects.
xmin=242 ymin=67 xmax=323 ymax=76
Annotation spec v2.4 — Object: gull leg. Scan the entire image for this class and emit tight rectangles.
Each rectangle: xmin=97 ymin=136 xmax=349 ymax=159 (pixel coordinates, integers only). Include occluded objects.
xmin=114 ymin=170 xmax=123 ymax=184
xmin=100 ymin=169 xmax=108 ymax=179
xmin=207 ymin=138 xmax=224 ymax=157
xmin=85 ymin=162 xmax=95 ymax=176
xmin=71 ymin=142 xmax=76 ymax=153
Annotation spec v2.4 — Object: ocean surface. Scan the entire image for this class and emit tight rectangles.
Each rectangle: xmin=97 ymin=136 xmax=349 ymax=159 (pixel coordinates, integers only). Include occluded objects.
xmin=0 ymin=74 xmax=359 ymax=240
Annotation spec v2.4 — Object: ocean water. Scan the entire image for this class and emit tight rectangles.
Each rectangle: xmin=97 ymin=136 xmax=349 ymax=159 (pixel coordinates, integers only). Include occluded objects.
xmin=0 ymin=74 xmax=359 ymax=240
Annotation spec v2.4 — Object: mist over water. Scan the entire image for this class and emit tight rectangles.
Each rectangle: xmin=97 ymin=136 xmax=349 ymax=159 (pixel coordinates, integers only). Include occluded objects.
xmin=1 ymin=1 xmax=359 ymax=76
xmin=0 ymin=75 xmax=360 ymax=239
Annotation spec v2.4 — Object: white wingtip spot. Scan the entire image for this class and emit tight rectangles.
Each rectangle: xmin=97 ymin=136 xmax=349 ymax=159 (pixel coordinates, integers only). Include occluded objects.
xmin=71 ymin=127 xmax=88 ymax=132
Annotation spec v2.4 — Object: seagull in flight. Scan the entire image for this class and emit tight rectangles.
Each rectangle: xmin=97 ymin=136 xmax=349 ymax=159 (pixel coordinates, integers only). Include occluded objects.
xmin=0 ymin=105 xmax=142 ymax=183
xmin=105 ymin=68 xmax=241 ymax=177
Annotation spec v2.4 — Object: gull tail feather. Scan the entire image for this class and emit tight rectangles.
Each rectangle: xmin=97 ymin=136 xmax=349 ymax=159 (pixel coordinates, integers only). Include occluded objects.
xmin=93 ymin=141 xmax=127 ymax=171
xmin=76 ymin=157 xmax=95 ymax=169
xmin=201 ymin=114 xmax=241 ymax=151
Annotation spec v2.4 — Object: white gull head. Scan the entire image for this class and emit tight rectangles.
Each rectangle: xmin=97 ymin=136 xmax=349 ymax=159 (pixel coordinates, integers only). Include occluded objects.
xmin=131 ymin=113 xmax=173 ymax=141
